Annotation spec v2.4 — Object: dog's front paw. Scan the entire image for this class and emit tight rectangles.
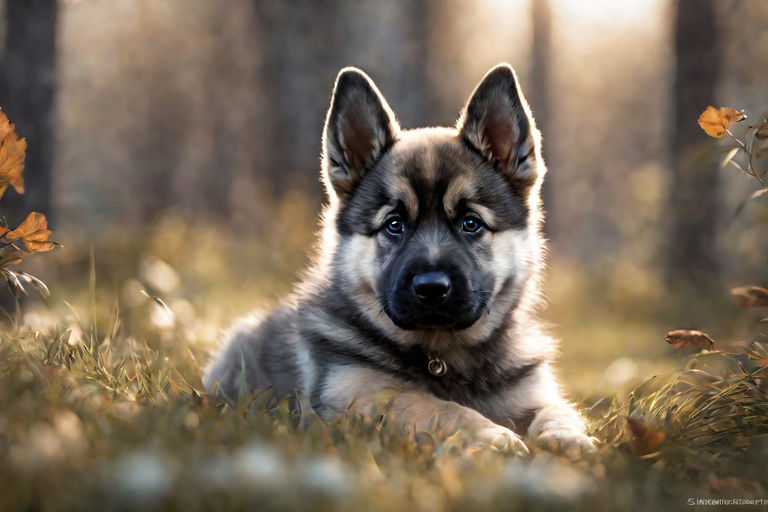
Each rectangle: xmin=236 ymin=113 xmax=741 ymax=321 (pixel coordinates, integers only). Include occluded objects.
xmin=534 ymin=429 xmax=597 ymax=457
xmin=473 ymin=424 xmax=530 ymax=455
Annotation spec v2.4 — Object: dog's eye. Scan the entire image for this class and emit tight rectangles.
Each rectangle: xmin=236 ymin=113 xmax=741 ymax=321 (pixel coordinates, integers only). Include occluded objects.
xmin=385 ymin=215 xmax=405 ymax=235
xmin=461 ymin=215 xmax=483 ymax=233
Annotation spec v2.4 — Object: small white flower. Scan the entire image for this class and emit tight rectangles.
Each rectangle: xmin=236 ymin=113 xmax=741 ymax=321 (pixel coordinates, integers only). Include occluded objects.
xmin=233 ymin=442 xmax=288 ymax=487
xmin=110 ymin=452 xmax=174 ymax=501
xmin=505 ymin=455 xmax=592 ymax=501
xmin=299 ymin=456 xmax=353 ymax=497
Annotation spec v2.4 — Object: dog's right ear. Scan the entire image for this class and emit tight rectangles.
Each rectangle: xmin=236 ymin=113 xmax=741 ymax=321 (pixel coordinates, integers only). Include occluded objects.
xmin=322 ymin=68 xmax=400 ymax=200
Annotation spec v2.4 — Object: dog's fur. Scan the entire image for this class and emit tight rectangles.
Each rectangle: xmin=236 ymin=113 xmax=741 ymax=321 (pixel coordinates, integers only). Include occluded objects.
xmin=203 ymin=64 xmax=594 ymax=454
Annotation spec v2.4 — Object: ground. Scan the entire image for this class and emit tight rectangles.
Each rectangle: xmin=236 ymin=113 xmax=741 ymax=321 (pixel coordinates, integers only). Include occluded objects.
xmin=1 ymin=214 xmax=766 ymax=512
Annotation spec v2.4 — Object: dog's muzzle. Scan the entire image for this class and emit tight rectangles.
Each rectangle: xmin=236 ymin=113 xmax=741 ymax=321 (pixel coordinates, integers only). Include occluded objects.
xmin=383 ymin=259 xmax=487 ymax=330
xmin=411 ymin=271 xmax=451 ymax=305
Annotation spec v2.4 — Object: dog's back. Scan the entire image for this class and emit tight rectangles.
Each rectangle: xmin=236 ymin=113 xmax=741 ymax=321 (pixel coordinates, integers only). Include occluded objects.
xmin=203 ymin=305 xmax=300 ymax=403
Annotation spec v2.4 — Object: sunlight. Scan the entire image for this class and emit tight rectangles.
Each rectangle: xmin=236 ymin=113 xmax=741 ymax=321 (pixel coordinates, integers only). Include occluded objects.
xmin=3 ymin=1 xmax=768 ymax=509
xmin=550 ymin=0 xmax=663 ymax=26
xmin=480 ymin=0 xmax=663 ymax=28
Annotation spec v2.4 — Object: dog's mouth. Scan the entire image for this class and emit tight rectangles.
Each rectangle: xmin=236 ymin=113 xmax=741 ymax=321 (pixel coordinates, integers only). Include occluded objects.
xmin=380 ymin=273 xmax=492 ymax=331
xmin=385 ymin=306 xmax=484 ymax=331
xmin=409 ymin=312 xmax=460 ymax=329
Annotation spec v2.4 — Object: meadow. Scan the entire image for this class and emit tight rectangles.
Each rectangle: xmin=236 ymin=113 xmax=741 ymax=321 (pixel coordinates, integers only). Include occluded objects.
xmin=0 ymin=210 xmax=767 ymax=511
xmin=2 ymin=47 xmax=768 ymax=509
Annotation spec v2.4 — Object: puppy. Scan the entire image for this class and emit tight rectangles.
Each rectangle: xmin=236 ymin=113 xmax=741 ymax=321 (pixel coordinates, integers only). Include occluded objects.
xmin=204 ymin=64 xmax=595 ymax=455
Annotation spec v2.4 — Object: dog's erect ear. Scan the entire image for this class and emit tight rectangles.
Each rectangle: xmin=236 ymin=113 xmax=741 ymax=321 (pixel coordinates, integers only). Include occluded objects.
xmin=322 ymin=67 xmax=400 ymax=199
xmin=457 ymin=64 xmax=538 ymax=186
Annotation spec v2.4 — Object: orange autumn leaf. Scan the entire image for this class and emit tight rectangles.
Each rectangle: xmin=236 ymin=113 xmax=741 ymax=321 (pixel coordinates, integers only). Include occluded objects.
xmin=0 ymin=108 xmax=26 ymax=198
xmin=626 ymin=417 xmax=666 ymax=455
xmin=6 ymin=212 xmax=49 ymax=239
xmin=0 ymin=250 xmax=22 ymax=268
xmin=5 ymin=211 xmax=56 ymax=253
xmin=697 ymin=106 xmax=746 ymax=138
xmin=665 ymin=329 xmax=715 ymax=351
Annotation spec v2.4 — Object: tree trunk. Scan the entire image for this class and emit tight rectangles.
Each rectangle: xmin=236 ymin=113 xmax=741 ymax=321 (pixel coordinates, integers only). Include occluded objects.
xmin=667 ymin=0 xmax=719 ymax=287
xmin=528 ymin=0 xmax=552 ymax=231
xmin=251 ymin=0 xmax=436 ymax=198
xmin=0 ymin=0 xmax=58 ymax=226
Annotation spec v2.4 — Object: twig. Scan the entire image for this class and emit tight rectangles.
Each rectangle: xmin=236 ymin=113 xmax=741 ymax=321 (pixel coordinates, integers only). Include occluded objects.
xmin=725 ymin=129 xmax=746 ymax=150
xmin=727 ymin=159 xmax=757 ymax=179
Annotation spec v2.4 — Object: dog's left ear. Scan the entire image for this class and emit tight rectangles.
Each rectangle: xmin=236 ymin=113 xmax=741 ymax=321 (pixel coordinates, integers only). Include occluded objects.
xmin=457 ymin=64 xmax=538 ymax=186
xmin=322 ymin=67 xmax=400 ymax=200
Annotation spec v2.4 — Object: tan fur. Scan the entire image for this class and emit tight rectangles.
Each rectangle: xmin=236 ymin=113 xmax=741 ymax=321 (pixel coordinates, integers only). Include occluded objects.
xmin=443 ymin=173 xmax=478 ymax=219
xmin=204 ymin=64 xmax=595 ymax=458
xmin=319 ymin=366 xmax=529 ymax=453
xmin=382 ymin=172 xmax=419 ymax=221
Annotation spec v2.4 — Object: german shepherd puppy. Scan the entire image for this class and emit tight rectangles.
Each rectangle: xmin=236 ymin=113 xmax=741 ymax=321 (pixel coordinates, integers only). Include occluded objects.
xmin=204 ymin=64 xmax=594 ymax=455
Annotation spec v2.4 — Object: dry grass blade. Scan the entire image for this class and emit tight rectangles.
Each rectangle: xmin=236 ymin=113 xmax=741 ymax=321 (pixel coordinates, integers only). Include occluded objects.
xmin=16 ymin=272 xmax=50 ymax=297
xmin=140 ymin=289 xmax=177 ymax=324
xmin=0 ymin=269 xmax=27 ymax=297
xmin=721 ymin=147 xmax=739 ymax=168
xmin=596 ymin=346 xmax=768 ymax=473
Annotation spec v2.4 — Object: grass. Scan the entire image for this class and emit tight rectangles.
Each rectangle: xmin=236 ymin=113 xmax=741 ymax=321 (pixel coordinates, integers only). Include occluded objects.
xmin=1 ymin=219 xmax=767 ymax=511
xmin=2 ymin=310 xmax=767 ymax=512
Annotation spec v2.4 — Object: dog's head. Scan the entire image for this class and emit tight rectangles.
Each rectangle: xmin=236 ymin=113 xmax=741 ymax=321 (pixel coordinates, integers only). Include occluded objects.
xmin=321 ymin=64 xmax=544 ymax=343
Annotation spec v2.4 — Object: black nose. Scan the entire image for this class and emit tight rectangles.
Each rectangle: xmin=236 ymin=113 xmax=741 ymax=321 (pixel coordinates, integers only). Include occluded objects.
xmin=412 ymin=272 xmax=451 ymax=304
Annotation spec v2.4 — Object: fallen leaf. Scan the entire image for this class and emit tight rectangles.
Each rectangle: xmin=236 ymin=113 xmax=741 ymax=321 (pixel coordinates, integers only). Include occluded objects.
xmin=698 ymin=106 xmax=746 ymax=138
xmin=731 ymin=285 xmax=768 ymax=308
xmin=626 ymin=416 xmax=666 ymax=455
xmin=0 ymin=108 xmax=26 ymax=198
xmin=665 ymin=329 xmax=715 ymax=350
xmin=5 ymin=212 xmax=57 ymax=253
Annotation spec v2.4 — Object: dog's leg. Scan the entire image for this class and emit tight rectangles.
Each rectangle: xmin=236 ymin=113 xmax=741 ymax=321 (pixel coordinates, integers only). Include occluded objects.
xmin=519 ymin=365 xmax=596 ymax=455
xmin=318 ymin=365 xmax=529 ymax=454
xmin=492 ymin=362 xmax=596 ymax=455
xmin=528 ymin=401 xmax=596 ymax=456
xmin=396 ymin=391 xmax=531 ymax=453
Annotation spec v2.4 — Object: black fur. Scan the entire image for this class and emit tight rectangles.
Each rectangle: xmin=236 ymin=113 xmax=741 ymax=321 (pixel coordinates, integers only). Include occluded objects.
xmin=204 ymin=65 xmax=593 ymax=453
xmin=303 ymin=284 xmax=541 ymax=426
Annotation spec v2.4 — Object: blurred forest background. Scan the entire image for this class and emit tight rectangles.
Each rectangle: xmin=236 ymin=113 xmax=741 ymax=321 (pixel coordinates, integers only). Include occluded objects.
xmin=1 ymin=0 xmax=767 ymax=396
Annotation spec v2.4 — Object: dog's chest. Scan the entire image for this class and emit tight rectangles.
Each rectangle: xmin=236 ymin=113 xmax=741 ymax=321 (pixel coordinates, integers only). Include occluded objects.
xmin=408 ymin=356 xmax=537 ymax=408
